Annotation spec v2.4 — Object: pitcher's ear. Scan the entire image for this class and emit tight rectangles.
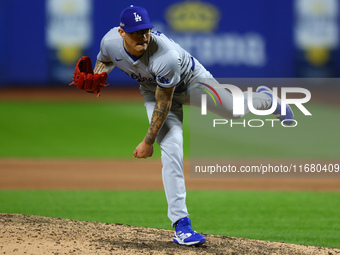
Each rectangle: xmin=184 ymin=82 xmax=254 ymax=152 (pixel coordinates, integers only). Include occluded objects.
xmin=118 ymin=28 xmax=126 ymax=39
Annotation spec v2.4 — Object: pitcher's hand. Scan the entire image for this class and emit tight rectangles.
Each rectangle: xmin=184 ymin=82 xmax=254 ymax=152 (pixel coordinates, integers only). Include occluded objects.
xmin=133 ymin=140 xmax=154 ymax=159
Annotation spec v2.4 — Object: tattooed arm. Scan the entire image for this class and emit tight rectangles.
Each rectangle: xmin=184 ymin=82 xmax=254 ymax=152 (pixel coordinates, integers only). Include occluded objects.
xmin=133 ymin=86 xmax=176 ymax=159
xmin=93 ymin=60 xmax=115 ymax=74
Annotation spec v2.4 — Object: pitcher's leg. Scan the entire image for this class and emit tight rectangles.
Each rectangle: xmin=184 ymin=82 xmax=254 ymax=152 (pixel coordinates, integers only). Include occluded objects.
xmin=144 ymin=100 xmax=188 ymax=226
xmin=182 ymin=60 xmax=271 ymax=118
xmin=188 ymin=83 xmax=272 ymax=119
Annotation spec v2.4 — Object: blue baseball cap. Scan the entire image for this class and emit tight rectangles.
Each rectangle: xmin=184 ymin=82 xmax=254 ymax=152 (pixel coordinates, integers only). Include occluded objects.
xmin=120 ymin=5 xmax=154 ymax=33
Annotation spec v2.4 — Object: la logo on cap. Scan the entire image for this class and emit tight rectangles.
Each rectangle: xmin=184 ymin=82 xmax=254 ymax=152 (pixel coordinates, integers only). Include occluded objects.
xmin=134 ymin=12 xmax=142 ymax=22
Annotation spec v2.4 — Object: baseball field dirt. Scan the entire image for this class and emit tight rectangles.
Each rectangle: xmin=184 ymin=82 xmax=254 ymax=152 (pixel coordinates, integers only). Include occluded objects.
xmin=1 ymin=213 xmax=340 ymax=255
xmin=1 ymin=87 xmax=340 ymax=254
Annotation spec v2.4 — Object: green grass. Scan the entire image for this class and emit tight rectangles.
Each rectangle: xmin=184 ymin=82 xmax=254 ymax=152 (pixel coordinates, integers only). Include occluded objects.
xmin=0 ymin=190 xmax=339 ymax=248
xmin=0 ymin=101 xmax=191 ymax=158
xmin=0 ymin=101 xmax=175 ymax=158
xmin=0 ymin=101 xmax=339 ymax=159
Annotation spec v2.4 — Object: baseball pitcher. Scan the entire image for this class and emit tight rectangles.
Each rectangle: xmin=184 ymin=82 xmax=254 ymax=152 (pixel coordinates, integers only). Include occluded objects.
xmin=70 ymin=5 xmax=294 ymax=246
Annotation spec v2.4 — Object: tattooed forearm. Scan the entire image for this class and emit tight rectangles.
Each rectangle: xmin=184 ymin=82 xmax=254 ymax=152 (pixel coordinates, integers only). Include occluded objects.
xmin=144 ymin=86 xmax=175 ymax=145
xmin=94 ymin=60 xmax=115 ymax=74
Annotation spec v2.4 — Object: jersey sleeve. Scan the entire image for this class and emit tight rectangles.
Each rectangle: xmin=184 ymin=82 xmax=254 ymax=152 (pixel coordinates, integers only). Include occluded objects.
xmin=97 ymin=37 xmax=112 ymax=63
xmin=154 ymin=50 xmax=181 ymax=88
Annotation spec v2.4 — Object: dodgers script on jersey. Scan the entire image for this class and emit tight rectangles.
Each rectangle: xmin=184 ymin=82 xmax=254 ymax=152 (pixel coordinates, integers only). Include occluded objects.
xmin=97 ymin=27 xmax=195 ymax=92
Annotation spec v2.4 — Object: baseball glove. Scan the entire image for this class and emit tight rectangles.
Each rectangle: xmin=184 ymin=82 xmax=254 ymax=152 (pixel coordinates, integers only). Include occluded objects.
xmin=70 ymin=56 xmax=108 ymax=97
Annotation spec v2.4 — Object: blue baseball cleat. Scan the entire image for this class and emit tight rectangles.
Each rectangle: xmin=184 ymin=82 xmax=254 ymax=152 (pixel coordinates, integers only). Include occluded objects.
xmin=173 ymin=217 xmax=206 ymax=246
xmin=256 ymin=86 xmax=295 ymax=125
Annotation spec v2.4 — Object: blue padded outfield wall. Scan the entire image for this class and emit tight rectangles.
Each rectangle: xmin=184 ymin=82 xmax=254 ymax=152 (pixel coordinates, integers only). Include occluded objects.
xmin=0 ymin=0 xmax=339 ymax=87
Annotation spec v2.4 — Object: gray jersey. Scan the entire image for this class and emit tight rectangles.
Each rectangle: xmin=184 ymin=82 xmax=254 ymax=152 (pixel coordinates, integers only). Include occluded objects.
xmin=97 ymin=28 xmax=274 ymax=229
xmin=97 ymin=27 xmax=195 ymax=93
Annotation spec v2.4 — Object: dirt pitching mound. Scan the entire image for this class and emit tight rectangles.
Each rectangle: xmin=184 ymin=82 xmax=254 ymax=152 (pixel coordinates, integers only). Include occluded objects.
xmin=1 ymin=214 xmax=339 ymax=255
